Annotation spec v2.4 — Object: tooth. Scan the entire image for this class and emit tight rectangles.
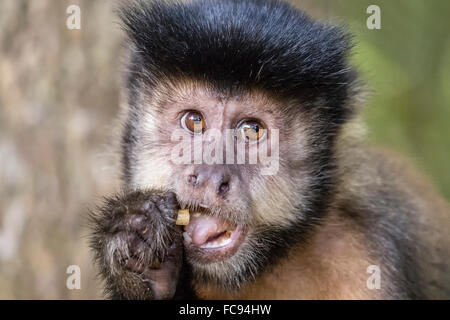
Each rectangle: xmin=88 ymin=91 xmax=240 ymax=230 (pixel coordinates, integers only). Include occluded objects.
xmin=200 ymin=235 xmax=232 ymax=249
xmin=183 ymin=232 xmax=192 ymax=245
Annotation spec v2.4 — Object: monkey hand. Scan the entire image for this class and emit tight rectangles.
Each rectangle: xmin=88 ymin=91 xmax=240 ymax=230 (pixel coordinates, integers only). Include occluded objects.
xmin=90 ymin=190 xmax=183 ymax=300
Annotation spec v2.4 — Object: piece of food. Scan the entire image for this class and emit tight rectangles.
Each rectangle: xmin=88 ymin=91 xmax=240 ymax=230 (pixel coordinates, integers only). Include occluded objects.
xmin=176 ymin=209 xmax=190 ymax=226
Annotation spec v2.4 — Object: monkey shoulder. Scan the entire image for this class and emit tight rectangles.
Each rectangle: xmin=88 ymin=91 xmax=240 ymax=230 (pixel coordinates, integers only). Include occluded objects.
xmin=334 ymin=145 xmax=450 ymax=299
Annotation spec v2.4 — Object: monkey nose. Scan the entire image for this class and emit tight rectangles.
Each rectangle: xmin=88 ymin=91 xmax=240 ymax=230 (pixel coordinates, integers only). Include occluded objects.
xmin=187 ymin=174 xmax=198 ymax=186
xmin=185 ymin=166 xmax=232 ymax=197
xmin=217 ymin=181 xmax=230 ymax=196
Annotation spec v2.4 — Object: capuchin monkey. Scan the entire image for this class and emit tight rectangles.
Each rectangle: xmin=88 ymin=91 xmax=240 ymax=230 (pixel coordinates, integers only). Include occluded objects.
xmin=89 ymin=0 xmax=450 ymax=299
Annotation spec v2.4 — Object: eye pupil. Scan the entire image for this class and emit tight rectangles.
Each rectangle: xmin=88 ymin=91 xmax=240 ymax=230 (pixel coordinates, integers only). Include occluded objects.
xmin=192 ymin=116 xmax=201 ymax=123
xmin=238 ymin=120 xmax=265 ymax=141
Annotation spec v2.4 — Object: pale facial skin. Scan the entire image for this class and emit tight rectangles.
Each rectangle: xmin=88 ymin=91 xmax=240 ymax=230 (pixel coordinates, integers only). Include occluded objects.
xmin=128 ymin=82 xmax=313 ymax=287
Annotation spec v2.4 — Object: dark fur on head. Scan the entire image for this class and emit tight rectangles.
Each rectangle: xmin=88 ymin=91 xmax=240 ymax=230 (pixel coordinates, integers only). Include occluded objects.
xmin=119 ymin=0 xmax=356 ymax=114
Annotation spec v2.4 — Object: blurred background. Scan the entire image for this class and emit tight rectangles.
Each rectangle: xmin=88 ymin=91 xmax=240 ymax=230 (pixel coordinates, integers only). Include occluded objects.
xmin=0 ymin=0 xmax=448 ymax=299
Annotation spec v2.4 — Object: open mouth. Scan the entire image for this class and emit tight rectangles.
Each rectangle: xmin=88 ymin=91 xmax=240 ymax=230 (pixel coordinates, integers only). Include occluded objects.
xmin=182 ymin=212 xmax=245 ymax=260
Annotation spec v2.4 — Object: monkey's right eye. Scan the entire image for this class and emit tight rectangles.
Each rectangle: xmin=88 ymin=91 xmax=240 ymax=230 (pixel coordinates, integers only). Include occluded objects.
xmin=181 ymin=111 xmax=205 ymax=134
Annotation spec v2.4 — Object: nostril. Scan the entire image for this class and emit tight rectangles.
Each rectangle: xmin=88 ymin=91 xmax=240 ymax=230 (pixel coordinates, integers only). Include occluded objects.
xmin=187 ymin=174 xmax=198 ymax=186
xmin=218 ymin=182 xmax=230 ymax=196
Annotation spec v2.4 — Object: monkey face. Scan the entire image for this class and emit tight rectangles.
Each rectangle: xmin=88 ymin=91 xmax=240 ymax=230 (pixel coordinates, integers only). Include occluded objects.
xmin=125 ymin=81 xmax=328 ymax=289
xmin=119 ymin=0 xmax=355 ymax=290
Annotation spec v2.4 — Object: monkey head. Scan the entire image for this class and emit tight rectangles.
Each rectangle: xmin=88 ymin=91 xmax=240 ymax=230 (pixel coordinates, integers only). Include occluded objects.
xmin=118 ymin=0 xmax=356 ymax=290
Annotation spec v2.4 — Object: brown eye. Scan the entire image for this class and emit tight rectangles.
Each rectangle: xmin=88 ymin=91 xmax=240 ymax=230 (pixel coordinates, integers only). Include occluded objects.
xmin=237 ymin=120 xmax=266 ymax=141
xmin=181 ymin=111 xmax=205 ymax=134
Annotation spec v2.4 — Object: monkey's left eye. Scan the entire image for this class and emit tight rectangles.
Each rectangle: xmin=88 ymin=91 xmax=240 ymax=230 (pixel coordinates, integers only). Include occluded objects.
xmin=236 ymin=120 xmax=266 ymax=142
xmin=181 ymin=111 xmax=205 ymax=134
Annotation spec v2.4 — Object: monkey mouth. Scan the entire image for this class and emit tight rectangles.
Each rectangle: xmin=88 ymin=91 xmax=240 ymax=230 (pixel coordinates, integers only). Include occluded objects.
xmin=182 ymin=212 xmax=245 ymax=261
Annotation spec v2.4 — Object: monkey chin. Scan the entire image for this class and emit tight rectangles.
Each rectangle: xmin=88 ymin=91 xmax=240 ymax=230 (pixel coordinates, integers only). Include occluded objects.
xmin=182 ymin=211 xmax=248 ymax=264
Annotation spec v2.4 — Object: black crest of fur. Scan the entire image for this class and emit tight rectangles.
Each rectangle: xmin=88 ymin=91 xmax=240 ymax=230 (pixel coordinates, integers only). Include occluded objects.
xmin=119 ymin=0 xmax=355 ymax=120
